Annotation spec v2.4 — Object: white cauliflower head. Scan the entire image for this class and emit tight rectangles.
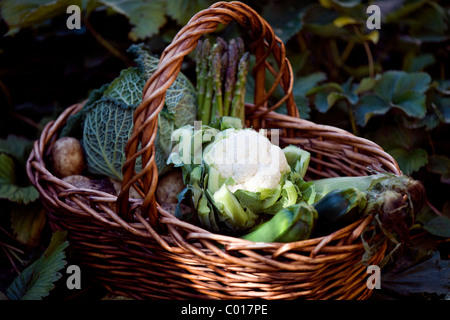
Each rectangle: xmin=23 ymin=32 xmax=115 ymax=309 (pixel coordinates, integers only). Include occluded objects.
xmin=203 ymin=128 xmax=290 ymax=193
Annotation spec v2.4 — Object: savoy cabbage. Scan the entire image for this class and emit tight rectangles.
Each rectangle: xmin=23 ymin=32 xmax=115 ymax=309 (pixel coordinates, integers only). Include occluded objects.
xmin=64 ymin=44 xmax=197 ymax=180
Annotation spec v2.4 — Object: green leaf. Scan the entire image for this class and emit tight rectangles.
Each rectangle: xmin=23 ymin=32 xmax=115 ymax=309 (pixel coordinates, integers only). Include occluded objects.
xmin=295 ymin=72 xmax=328 ymax=95
xmin=354 ymin=77 xmax=376 ymax=94
xmin=0 ymin=135 xmax=34 ymax=166
xmin=99 ymin=0 xmax=167 ymax=41
xmin=262 ymin=0 xmax=309 ymax=43
xmin=384 ymin=0 xmax=427 ymax=23
xmin=0 ymin=154 xmax=39 ymax=204
xmin=388 ymin=147 xmax=428 ymax=175
xmin=6 ymin=231 xmax=69 ymax=300
xmin=381 ymin=251 xmax=450 ymax=298
xmin=103 ymin=67 xmax=145 ymax=105
xmin=403 ymin=53 xmax=436 ymax=72
xmin=333 ymin=16 xmax=358 ymax=27
xmin=422 ymin=215 xmax=450 ymax=238
xmin=0 ymin=0 xmax=76 ymax=35
xmin=375 ymin=71 xmax=431 ymax=118
xmin=303 ymin=3 xmax=351 ymax=38
xmin=165 ymin=0 xmax=211 ymax=27
xmin=416 ymin=204 xmax=450 ymax=238
xmin=408 ymin=4 xmax=448 ymax=40
xmin=427 ymin=155 xmax=450 ymax=184
xmin=290 ymin=72 xmax=327 ymax=119
xmin=330 ymin=0 xmax=361 ymax=8
xmin=375 ymin=71 xmax=428 ymax=100
xmin=293 ymin=94 xmax=311 ymax=119
xmin=355 ymin=94 xmax=391 ymax=126
xmin=393 ymin=90 xmax=427 ymax=118
xmin=311 ymin=83 xmax=343 ymax=113
xmin=10 ymin=203 xmax=47 ymax=247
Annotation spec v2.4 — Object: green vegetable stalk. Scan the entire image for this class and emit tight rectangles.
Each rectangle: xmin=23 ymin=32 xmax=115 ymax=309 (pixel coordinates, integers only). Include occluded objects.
xmin=210 ymin=52 xmax=223 ymax=123
xmin=223 ymin=39 xmax=238 ymax=117
xmin=231 ymin=52 xmax=250 ymax=124
xmin=196 ymin=39 xmax=210 ymax=115
xmin=241 ymin=203 xmax=318 ymax=243
xmin=195 ymin=37 xmax=249 ymax=126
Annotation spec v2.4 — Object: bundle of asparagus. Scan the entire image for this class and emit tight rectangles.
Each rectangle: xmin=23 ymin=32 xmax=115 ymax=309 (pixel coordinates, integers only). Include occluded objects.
xmin=195 ymin=37 xmax=250 ymax=125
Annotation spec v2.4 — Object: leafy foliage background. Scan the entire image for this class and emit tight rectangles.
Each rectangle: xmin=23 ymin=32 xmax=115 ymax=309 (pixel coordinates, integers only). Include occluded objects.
xmin=0 ymin=0 xmax=448 ymax=300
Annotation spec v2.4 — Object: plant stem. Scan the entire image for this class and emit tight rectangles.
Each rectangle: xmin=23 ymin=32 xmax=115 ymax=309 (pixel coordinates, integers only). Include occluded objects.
xmin=0 ymin=243 xmax=20 ymax=274
xmin=10 ymin=111 xmax=45 ymax=131
xmin=352 ymin=25 xmax=374 ymax=78
xmin=84 ymin=17 xmax=130 ymax=64
xmin=347 ymin=102 xmax=359 ymax=136
xmin=340 ymin=40 xmax=355 ymax=65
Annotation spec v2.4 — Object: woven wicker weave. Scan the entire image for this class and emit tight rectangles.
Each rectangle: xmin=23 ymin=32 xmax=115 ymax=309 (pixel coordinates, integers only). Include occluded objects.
xmin=27 ymin=1 xmax=403 ymax=300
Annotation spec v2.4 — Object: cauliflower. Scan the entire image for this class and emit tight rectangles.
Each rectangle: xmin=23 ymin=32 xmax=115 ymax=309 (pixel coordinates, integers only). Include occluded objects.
xmin=168 ymin=118 xmax=311 ymax=234
xmin=203 ymin=129 xmax=290 ymax=193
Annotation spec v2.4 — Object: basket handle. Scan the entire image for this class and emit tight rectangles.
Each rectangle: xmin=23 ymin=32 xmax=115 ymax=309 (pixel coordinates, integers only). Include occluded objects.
xmin=117 ymin=1 xmax=299 ymax=223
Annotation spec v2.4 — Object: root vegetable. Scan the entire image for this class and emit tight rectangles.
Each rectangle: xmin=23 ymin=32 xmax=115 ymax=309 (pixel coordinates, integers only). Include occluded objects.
xmin=52 ymin=137 xmax=85 ymax=178
xmin=62 ymin=175 xmax=116 ymax=194
xmin=160 ymin=203 xmax=192 ymax=216
xmin=156 ymin=169 xmax=185 ymax=204
xmin=109 ymin=178 xmax=143 ymax=200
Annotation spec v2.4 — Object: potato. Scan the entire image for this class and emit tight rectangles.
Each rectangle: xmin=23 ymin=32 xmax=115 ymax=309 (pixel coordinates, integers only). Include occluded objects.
xmin=156 ymin=169 xmax=185 ymax=204
xmin=62 ymin=175 xmax=116 ymax=208
xmin=52 ymin=137 xmax=85 ymax=178
xmin=109 ymin=178 xmax=143 ymax=199
xmin=160 ymin=203 xmax=192 ymax=216
xmin=62 ymin=175 xmax=116 ymax=194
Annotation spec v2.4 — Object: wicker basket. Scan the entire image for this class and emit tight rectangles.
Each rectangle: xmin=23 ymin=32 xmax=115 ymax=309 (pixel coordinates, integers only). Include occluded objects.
xmin=27 ymin=1 xmax=404 ymax=300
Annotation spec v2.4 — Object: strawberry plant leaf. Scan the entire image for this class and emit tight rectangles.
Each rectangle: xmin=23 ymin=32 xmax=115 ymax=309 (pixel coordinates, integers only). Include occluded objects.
xmin=422 ymin=215 xmax=450 ymax=238
xmin=392 ymin=90 xmax=427 ymax=118
xmin=0 ymin=0 xmax=76 ymax=36
xmin=381 ymin=251 xmax=450 ymax=298
xmin=312 ymin=83 xmax=343 ymax=113
xmin=5 ymin=230 xmax=69 ymax=300
xmin=354 ymin=76 xmax=376 ymax=94
xmin=375 ymin=71 xmax=431 ymax=99
xmin=166 ymin=0 xmax=212 ymax=27
xmin=262 ymin=0 xmax=308 ymax=43
xmin=295 ymin=72 xmax=327 ymax=94
xmin=355 ymin=94 xmax=391 ymax=126
xmin=99 ymin=0 xmax=167 ymax=41
xmin=403 ymin=53 xmax=436 ymax=72
xmin=10 ymin=203 xmax=47 ymax=247
xmin=367 ymin=71 xmax=431 ymax=119
xmin=0 ymin=135 xmax=34 ymax=167
xmin=0 ymin=154 xmax=39 ymax=204
xmin=388 ymin=147 xmax=428 ymax=175
xmin=427 ymin=155 xmax=450 ymax=184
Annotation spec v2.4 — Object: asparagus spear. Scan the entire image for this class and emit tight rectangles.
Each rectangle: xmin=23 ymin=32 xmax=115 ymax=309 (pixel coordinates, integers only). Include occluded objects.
xmin=195 ymin=39 xmax=203 ymax=93
xmin=196 ymin=39 xmax=210 ymax=121
xmin=196 ymin=36 xmax=249 ymax=125
xmin=236 ymin=36 xmax=245 ymax=59
xmin=210 ymin=52 xmax=223 ymax=124
xmin=223 ymin=39 xmax=238 ymax=117
xmin=201 ymin=41 xmax=225 ymax=124
xmin=231 ymin=52 xmax=249 ymax=124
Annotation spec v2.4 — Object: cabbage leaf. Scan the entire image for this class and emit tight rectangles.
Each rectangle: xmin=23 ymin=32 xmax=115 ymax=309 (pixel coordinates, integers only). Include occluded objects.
xmin=80 ymin=44 xmax=197 ymax=180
